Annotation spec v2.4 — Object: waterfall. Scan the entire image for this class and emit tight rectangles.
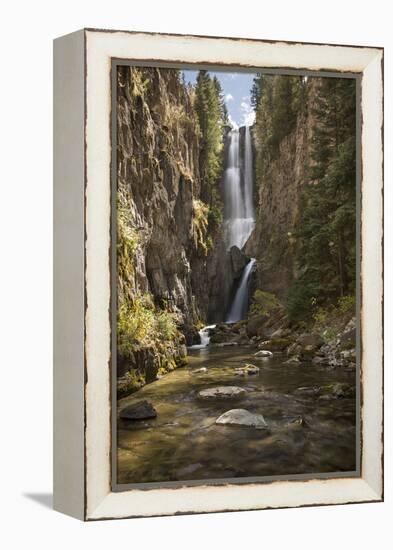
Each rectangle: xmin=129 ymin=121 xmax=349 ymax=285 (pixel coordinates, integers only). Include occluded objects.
xmin=223 ymin=129 xmax=255 ymax=250
xmin=244 ymin=126 xmax=254 ymax=220
xmin=222 ymin=126 xmax=256 ymax=323
xmin=189 ymin=324 xmax=216 ymax=349
xmin=226 ymin=259 xmax=256 ymax=323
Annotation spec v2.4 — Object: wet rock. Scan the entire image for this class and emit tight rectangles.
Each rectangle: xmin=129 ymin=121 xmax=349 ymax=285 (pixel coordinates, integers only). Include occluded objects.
xmin=246 ymin=314 xmax=269 ymax=338
xmin=216 ymin=409 xmax=268 ymax=429
xmin=182 ymin=325 xmax=201 ymax=346
xmin=282 ymin=415 xmax=305 ymax=427
xmin=287 ymin=342 xmax=302 ymax=356
xmin=270 ymin=327 xmax=291 ymax=339
xmin=283 ymin=355 xmax=301 ymax=364
xmin=340 ymin=348 xmax=356 ymax=362
xmin=210 ymin=331 xmax=238 ymax=344
xmin=192 ymin=367 xmax=207 ymax=374
xmin=120 ymin=400 xmax=157 ymax=420
xmin=312 ymin=355 xmax=329 ymax=365
xmin=216 ymin=341 xmax=239 ymax=347
xmin=229 ymin=245 xmax=249 ymax=277
xmin=258 ymin=338 xmax=292 ymax=352
xmin=254 ymin=349 xmax=273 ymax=357
xmin=297 ymin=333 xmax=324 ymax=348
xmin=322 ymin=383 xmax=355 ymax=399
xmin=198 ymin=386 xmax=247 ymax=399
xmin=300 ymin=344 xmax=320 ymax=359
xmin=340 ymin=328 xmax=356 ymax=348
xmin=294 ymin=386 xmax=320 ymax=397
xmin=178 ymin=344 xmax=188 ymax=358
xmin=234 ymin=364 xmax=260 ymax=376
xmin=339 ymin=318 xmax=356 ymax=348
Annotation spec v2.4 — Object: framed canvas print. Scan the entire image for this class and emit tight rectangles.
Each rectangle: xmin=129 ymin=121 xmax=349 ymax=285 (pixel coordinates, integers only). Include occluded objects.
xmin=53 ymin=29 xmax=384 ymax=520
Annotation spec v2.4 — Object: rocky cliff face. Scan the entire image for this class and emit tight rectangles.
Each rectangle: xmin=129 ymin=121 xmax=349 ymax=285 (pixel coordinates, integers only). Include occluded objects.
xmin=117 ymin=66 xmax=241 ymax=392
xmin=118 ymin=66 xmax=202 ymax=325
xmin=245 ymin=79 xmax=320 ymax=297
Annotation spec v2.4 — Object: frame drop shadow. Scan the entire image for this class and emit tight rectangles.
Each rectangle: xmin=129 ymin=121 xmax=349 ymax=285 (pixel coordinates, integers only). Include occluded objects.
xmin=23 ymin=493 xmax=53 ymax=509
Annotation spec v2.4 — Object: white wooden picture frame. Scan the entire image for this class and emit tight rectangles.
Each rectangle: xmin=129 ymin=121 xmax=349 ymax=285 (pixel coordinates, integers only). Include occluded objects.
xmin=53 ymin=28 xmax=383 ymax=521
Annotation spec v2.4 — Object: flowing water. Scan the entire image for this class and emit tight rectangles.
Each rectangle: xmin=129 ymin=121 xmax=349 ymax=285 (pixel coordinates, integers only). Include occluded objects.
xmin=223 ymin=127 xmax=256 ymax=322
xmin=223 ymin=129 xmax=255 ymax=250
xmin=226 ymin=259 xmax=256 ymax=323
xmin=189 ymin=325 xmax=217 ymax=349
xmin=117 ymin=346 xmax=356 ymax=484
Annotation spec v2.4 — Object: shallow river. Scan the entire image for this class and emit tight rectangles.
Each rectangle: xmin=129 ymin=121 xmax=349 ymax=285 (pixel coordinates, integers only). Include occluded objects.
xmin=117 ymin=346 xmax=357 ymax=485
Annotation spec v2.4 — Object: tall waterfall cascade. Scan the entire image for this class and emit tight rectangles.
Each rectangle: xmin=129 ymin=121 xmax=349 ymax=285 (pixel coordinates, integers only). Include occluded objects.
xmin=223 ymin=127 xmax=255 ymax=250
xmin=223 ymin=126 xmax=256 ymax=323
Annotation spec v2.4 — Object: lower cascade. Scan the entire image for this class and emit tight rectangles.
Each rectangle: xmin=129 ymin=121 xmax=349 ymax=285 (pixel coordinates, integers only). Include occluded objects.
xmin=226 ymin=258 xmax=256 ymax=323
xmin=189 ymin=324 xmax=216 ymax=349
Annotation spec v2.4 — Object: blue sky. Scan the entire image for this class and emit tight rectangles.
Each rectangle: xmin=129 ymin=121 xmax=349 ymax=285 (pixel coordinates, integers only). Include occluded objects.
xmin=183 ymin=70 xmax=258 ymax=128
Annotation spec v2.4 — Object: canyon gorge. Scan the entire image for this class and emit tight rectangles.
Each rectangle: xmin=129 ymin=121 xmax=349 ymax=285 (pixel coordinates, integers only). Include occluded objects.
xmin=116 ymin=66 xmax=357 ymax=483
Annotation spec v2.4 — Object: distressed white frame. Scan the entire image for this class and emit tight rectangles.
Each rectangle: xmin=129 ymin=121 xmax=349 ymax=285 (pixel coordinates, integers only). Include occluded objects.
xmin=54 ymin=29 xmax=383 ymax=521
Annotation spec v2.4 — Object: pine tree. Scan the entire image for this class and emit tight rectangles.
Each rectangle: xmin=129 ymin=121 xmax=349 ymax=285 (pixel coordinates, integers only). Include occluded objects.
xmin=194 ymin=70 xmax=224 ymax=185
xmin=287 ymin=78 xmax=356 ymax=319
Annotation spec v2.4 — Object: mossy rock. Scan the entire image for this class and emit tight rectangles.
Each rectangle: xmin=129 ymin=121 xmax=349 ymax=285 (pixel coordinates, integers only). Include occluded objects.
xmin=210 ymin=331 xmax=236 ymax=344
xmin=260 ymin=338 xmax=293 ymax=351
xmin=117 ymin=370 xmax=146 ymax=399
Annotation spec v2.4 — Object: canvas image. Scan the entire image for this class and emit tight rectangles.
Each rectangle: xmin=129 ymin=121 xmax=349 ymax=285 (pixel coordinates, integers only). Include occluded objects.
xmin=114 ymin=64 xmax=358 ymax=486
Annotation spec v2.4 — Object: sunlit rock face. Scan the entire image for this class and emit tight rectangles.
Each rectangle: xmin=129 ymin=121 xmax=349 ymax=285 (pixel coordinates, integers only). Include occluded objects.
xmin=245 ymin=79 xmax=321 ymax=297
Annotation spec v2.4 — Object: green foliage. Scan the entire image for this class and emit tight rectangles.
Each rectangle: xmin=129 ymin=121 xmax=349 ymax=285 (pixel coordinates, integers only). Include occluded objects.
xmin=118 ymin=370 xmax=146 ymax=397
xmin=250 ymin=290 xmax=281 ymax=316
xmin=253 ymin=76 xmax=356 ymax=320
xmin=117 ymin=203 xmax=139 ymax=282
xmin=117 ymin=294 xmax=179 ymax=360
xmin=285 ymin=278 xmax=319 ymax=321
xmin=337 ymin=294 xmax=356 ymax=314
xmin=191 ymin=198 xmax=210 ymax=255
xmin=156 ymin=310 xmax=178 ymax=341
xmin=130 ymin=67 xmax=150 ymax=98
xmin=208 ymin=203 xmax=223 ymax=227
xmin=312 ymin=294 xmax=356 ymax=342
xmin=253 ymin=74 xmax=307 ymax=171
xmin=194 ymin=70 xmax=225 ymax=184
xmin=292 ymin=79 xmax=356 ymax=311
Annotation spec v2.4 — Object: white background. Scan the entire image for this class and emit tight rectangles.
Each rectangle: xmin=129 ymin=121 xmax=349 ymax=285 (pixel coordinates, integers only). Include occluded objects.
xmin=0 ymin=0 xmax=391 ymax=548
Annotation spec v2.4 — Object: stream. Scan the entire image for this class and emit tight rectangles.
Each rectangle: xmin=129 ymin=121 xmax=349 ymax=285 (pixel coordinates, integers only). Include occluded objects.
xmin=117 ymin=345 xmax=356 ymax=484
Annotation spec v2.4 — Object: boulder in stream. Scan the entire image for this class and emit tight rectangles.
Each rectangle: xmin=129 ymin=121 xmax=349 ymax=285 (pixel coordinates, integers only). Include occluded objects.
xmin=216 ymin=409 xmax=268 ymax=429
xmin=192 ymin=367 xmax=207 ymax=374
xmin=119 ymin=400 xmax=157 ymax=420
xmin=234 ymin=364 xmax=260 ymax=376
xmin=254 ymin=350 xmax=273 ymax=358
xmin=198 ymin=386 xmax=247 ymax=400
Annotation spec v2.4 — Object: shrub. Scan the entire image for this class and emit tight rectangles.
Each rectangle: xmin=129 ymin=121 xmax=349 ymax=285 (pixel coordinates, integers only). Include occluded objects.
xmin=338 ymin=294 xmax=356 ymax=314
xmin=285 ymin=278 xmax=319 ymax=321
xmin=156 ymin=310 xmax=178 ymax=341
xmin=250 ymin=290 xmax=281 ymax=316
xmin=192 ymin=199 xmax=210 ymax=255
xmin=117 ymin=293 xmax=181 ymax=359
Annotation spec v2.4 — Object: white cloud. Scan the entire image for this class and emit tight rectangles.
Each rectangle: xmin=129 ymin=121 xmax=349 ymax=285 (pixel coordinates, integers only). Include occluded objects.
xmin=227 ymin=113 xmax=239 ymax=130
xmin=240 ymin=100 xmax=256 ymax=126
xmin=225 ymin=93 xmax=234 ymax=102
